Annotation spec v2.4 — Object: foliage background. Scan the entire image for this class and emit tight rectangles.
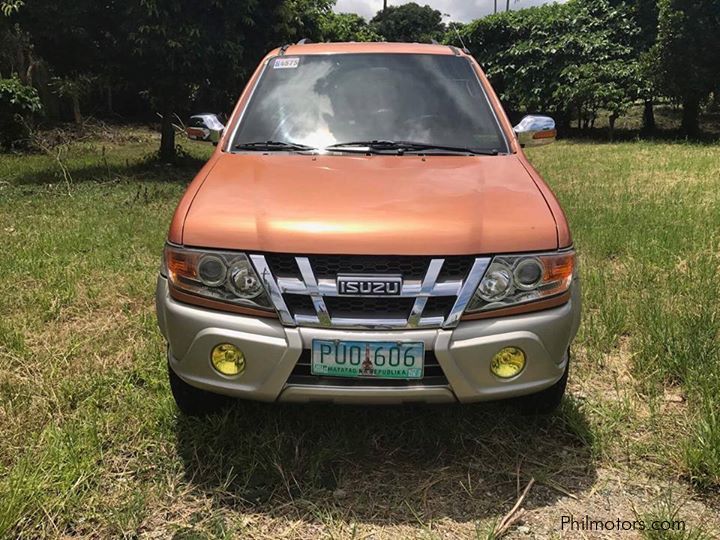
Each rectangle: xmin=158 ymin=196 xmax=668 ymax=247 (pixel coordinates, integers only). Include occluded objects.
xmin=1 ymin=0 xmax=719 ymax=154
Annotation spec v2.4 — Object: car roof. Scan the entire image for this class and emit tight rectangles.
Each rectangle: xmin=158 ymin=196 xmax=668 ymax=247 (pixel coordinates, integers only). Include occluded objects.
xmin=265 ymin=42 xmax=466 ymax=59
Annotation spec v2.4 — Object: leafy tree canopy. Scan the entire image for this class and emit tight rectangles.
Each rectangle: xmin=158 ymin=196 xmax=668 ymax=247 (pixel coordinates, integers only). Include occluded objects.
xmin=371 ymin=2 xmax=445 ymax=43
xmin=320 ymin=12 xmax=381 ymax=42
xmin=0 ymin=75 xmax=41 ymax=147
xmin=462 ymin=0 xmax=640 ymax=131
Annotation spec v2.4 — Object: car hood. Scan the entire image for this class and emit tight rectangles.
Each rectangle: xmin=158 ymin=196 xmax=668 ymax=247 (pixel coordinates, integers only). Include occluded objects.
xmin=181 ymin=153 xmax=558 ymax=255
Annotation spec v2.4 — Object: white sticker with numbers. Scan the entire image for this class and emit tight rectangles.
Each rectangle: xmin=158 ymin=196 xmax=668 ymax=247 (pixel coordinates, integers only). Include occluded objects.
xmin=274 ymin=57 xmax=300 ymax=69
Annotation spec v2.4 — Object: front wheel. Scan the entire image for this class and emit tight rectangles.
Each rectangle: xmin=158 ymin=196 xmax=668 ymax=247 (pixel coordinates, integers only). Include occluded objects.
xmin=517 ymin=352 xmax=570 ymax=415
xmin=168 ymin=361 xmax=230 ymax=416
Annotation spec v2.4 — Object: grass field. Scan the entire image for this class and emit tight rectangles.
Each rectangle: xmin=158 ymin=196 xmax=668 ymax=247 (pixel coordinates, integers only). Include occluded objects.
xmin=1 ymin=130 xmax=719 ymax=539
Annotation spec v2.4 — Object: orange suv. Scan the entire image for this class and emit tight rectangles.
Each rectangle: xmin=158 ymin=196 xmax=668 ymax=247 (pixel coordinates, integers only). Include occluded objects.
xmin=156 ymin=42 xmax=580 ymax=415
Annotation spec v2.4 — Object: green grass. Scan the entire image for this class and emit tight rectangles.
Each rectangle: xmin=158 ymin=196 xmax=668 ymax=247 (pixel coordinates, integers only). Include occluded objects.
xmin=527 ymin=141 xmax=720 ymax=489
xmin=0 ymin=132 xmax=719 ymax=538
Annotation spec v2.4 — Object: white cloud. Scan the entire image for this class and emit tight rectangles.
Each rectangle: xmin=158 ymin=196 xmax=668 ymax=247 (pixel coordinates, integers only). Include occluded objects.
xmin=334 ymin=0 xmax=568 ymax=23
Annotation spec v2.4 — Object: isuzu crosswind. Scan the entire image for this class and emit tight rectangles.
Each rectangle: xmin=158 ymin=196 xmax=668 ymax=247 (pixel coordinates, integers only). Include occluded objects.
xmin=156 ymin=42 xmax=581 ymax=415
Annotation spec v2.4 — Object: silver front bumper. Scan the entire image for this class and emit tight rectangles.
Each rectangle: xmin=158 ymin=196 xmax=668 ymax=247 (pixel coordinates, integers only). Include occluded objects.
xmin=156 ymin=277 xmax=581 ymax=404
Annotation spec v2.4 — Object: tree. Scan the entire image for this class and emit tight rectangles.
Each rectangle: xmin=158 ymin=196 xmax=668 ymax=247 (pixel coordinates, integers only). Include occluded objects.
xmin=653 ymin=0 xmax=720 ymax=136
xmin=554 ymin=0 xmax=640 ymax=136
xmin=0 ymin=75 xmax=41 ymax=148
xmin=607 ymin=0 xmax=659 ymax=132
xmin=370 ymin=2 xmax=444 ymax=43
xmin=320 ymin=12 xmax=382 ymax=42
xmin=9 ymin=0 xmax=335 ymax=159
xmin=634 ymin=0 xmax=660 ymax=132
xmin=11 ymin=0 xmax=122 ymax=123
xmin=284 ymin=0 xmax=335 ymax=42
xmin=119 ymin=0 xmax=322 ymax=161
xmin=50 ymin=75 xmax=94 ymax=124
xmin=462 ymin=0 xmax=640 ymax=132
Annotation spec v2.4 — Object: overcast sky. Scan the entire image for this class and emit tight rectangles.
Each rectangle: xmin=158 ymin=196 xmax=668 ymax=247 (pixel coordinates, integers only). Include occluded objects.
xmin=334 ymin=0 xmax=567 ymax=22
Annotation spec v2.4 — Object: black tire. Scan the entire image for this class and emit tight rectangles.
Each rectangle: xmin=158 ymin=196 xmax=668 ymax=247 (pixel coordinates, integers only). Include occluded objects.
xmin=168 ymin=362 xmax=230 ymax=416
xmin=517 ymin=352 xmax=570 ymax=416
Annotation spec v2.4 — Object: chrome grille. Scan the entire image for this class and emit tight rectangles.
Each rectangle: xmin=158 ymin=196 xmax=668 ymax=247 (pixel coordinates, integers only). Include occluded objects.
xmin=250 ymin=254 xmax=491 ymax=329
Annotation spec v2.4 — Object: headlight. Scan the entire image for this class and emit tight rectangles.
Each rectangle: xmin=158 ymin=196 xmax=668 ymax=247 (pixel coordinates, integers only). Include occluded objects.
xmin=466 ymin=251 xmax=576 ymax=313
xmin=163 ymin=245 xmax=272 ymax=310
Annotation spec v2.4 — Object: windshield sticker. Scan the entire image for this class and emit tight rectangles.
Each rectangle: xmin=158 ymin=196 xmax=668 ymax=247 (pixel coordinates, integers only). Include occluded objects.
xmin=274 ymin=57 xmax=300 ymax=69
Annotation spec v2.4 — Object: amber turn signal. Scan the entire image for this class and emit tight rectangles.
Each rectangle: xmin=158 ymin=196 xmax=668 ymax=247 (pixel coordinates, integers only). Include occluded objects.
xmin=165 ymin=246 xmax=199 ymax=281
xmin=538 ymin=252 xmax=576 ymax=297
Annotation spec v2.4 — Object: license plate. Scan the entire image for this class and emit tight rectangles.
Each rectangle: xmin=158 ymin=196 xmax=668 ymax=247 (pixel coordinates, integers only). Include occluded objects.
xmin=311 ymin=340 xmax=425 ymax=379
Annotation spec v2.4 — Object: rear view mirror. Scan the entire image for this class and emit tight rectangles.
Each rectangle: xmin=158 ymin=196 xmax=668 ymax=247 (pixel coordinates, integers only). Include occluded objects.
xmin=186 ymin=113 xmax=225 ymax=144
xmin=513 ymin=115 xmax=556 ymax=148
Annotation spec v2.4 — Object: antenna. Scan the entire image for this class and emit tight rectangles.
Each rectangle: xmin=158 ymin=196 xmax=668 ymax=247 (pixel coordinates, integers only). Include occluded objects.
xmin=446 ymin=14 xmax=468 ymax=52
xmin=455 ymin=28 xmax=468 ymax=51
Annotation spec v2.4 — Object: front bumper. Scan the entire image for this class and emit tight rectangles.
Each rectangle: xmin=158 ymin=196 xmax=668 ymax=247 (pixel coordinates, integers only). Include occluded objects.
xmin=156 ymin=277 xmax=581 ymax=404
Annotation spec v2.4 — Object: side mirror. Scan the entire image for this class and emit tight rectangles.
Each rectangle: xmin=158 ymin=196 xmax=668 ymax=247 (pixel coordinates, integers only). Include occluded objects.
xmin=513 ymin=115 xmax=556 ymax=148
xmin=186 ymin=114 xmax=225 ymax=144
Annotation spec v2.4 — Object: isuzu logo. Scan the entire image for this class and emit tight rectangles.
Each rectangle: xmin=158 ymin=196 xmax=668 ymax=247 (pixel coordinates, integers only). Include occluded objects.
xmin=337 ymin=275 xmax=403 ymax=296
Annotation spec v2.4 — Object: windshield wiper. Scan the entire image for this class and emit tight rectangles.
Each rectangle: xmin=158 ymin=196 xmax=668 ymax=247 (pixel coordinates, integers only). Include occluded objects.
xmin=234 ymin=140 xmax=315 ymax=152
xmin=325 ymin=140 xmax=499 ymax=156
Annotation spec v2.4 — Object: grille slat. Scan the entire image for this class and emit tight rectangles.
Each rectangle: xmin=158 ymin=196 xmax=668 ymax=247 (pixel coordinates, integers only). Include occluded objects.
xmin=253 ymin=253 xmax=491 ymax=330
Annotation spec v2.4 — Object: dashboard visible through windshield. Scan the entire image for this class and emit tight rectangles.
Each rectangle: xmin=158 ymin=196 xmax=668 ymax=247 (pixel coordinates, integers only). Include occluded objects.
xmin=231 ymin=53 xmax=509 ymax=154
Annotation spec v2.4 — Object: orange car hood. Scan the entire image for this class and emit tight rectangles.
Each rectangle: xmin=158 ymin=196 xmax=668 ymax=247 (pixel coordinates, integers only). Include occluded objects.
xmin=181 ymin=153 xmax=558 ymax=255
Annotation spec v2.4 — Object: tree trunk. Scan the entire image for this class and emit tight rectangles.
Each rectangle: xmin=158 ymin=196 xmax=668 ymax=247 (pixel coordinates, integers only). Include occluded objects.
xmin=556 ymin=109 xmax=571 ymax=133
xmin=608 ymin=112 xmax=618 ymax=141
xmin=159 ymin=110 xmax=176 ymax=161
xmin=72 ymin=94 xmax=82 ymax=124
xmin=681 ymin=96 xmax=700 ymax=136
xmin=106 ymin=86 xmax=113 ymax=115
xmin=506 ymin=0 xmax=510 ymax=11
xmin=33 ymin=62 xmax=61 ymax=121
xmin=494 ymin=0 xmax=497 ymax=13
xmin=711 ymin=89 xmax=720 ymax=111
xmin=642 ymin=100 xmax=655 ymax=134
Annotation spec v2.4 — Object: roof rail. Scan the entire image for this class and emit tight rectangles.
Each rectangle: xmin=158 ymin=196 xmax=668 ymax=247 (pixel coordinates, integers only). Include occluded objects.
xmin=278 ymin=44 xmax=291 ymax=56
xmin=297 ymin=38 xmax=313 ymax=45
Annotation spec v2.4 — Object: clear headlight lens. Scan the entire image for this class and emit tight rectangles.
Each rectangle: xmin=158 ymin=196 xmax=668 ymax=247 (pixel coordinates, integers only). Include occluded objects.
xmin=467 ymin=251 xmax=576 ymax=313
xmin=163 ymin=245 xmax=272 ymax=310
xmin=227 ymin=259 xmax=264 ymax=299
xmin=476 ymin=263 xmax=513 ymax=302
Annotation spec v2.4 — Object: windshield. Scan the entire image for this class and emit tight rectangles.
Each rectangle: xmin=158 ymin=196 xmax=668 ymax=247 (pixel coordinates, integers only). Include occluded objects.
xmin=232 ymin=53 xmax=508 ymax=153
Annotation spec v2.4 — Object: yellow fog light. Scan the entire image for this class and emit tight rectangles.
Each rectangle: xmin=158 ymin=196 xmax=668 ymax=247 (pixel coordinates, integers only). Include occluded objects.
xmin=211 ymin=344 xmax=245 ymax=376
xmin=490 ymin=347 xmax=526 ymax=379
